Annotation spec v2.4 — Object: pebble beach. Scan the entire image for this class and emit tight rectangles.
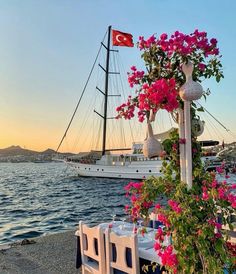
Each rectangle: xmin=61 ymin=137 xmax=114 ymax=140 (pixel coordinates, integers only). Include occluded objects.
xmin=0 ymin=231 xmax=81 ymax=274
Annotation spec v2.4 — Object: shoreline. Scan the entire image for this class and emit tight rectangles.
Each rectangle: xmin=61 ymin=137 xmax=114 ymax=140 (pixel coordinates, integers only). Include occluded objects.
xmin=0 ymin=230 xmax=81 ymax=274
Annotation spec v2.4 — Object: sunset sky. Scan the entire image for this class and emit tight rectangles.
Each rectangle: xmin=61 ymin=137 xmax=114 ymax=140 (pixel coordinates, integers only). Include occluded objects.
xmin=0 ymin=0 xmax=236 ymax=153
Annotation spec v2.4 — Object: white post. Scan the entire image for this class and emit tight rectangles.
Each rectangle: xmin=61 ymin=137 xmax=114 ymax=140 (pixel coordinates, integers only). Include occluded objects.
xmin=178 ymin=108 xmax=186 ymax=183
xmin=184 ymin=102 xmax=192 ymax=189
xmin=179 ymin=61 xmax=203 ymax=190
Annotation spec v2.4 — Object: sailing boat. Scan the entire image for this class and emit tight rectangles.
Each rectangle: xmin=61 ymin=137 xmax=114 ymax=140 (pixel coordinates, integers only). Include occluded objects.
xmin=60 ymin=26 xmax=164 ymax=179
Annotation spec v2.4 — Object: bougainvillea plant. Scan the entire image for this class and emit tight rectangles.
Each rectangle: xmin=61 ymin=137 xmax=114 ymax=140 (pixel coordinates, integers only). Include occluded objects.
xmin=118 ymin=30 xmax=236 ymax=273
xmin=125 ymin=169 xmax=236 ymax=273
xmin=116 ymin=29 xmax=223 ymax=121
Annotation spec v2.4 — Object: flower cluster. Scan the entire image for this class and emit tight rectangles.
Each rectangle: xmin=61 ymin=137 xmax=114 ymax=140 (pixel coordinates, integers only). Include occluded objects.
xmin=139 ymin=30 xmax=219 ymax=58
xmin=116 ymin=30 xmax=223 ymax=122
xmin=139 ymin=78 xmax=179 ymax=112
xmin=117 ymin=78 xmax=179 ymax=121
xmin=157 ymin=212 xmax=171 ymax=228
xmin=168 ymin=200 xmax=182 ymax=214
xmin=124 ymin=181 xmax=153 ymax=222
xmin=127 ymin=66 xmax=145 ymax=88
xmin=116 ymin=96 xmax=141 ymax=121
xmin=158 ymin=246 xmax=178 ymax=273
xmin=198 ymin=172 xmax=236 ymax=209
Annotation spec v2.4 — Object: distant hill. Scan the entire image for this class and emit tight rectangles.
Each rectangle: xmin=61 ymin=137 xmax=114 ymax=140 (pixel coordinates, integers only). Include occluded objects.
xmin=0 ymin=145 xmax=75 ymax=157
xmin=0 ymin=145 xmax=38 ymax=156
xmin=41 ymin=148 xmax=58 ymax=155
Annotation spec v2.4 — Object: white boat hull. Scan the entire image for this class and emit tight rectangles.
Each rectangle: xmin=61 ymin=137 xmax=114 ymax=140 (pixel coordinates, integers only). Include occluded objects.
xmin=67 ymin=160 xmax=163 ymax=179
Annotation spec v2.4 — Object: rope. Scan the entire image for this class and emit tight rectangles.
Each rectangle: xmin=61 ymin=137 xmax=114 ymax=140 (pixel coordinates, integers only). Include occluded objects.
xmin=55 ymin=31 xmax=107 ymax=152
xmin=197 ymin=102 xmax=236 ymax=140
xmin=197 ymin=102 xmax=230 ymax=132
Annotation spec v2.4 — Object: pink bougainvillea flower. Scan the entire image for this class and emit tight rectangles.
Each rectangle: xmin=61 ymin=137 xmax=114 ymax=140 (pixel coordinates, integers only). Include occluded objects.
xmin=172 ymin=143 xmax=178 ymax=150
xmin=216 ymin=164 xmax=225 ymax=174
xmin=211 ymin=180 xmax=217 ymax=188
xmin=159 ymin=151 xmax=167 ymax=158
xmin=198 ymin=63 xmax=206 ymax=71
xmin=157 ymin=213 xmax=170 ymax=227
xmin=168 ymin=200 xmax=182 ymax=214
xmin=227 ymin=193 xmax=236 ymax=208
xmin=158 ymin=245 xmax=178 ymax=272
xmin=155 ymin=203 xmax=161 ymax=209
xmin=132 ymin=182 xmax=144 ymax=190
xmin=154 ymin=241 xmax=162 ymax=251
xmin=124 ymin=205 xmax=129 ymax=213
xmin=116 ymin=78 xmax=179 ymax=122
xmin=142 ymin=201 xmax=153 ymax=208
xmin=202 ymin=191 xmax=209 ymax=201
xmin=160 ymin=33 xmax=168 ymax=40
xmin=214 ymin=232 xmax=222 ymax=239
xmin=131 ymin=195 xmax=137 ymax=203
xmin=179 ymin=138 xmax=186 ymax=144
xmin=155 ymin=228 xmax=165 ymax=242
xmin=230 ymin=184 xmax=236 ymax=189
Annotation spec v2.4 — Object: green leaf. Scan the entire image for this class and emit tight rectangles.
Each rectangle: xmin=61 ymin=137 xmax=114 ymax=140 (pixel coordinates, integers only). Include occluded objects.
xmin=197 ymin=107 xmax=204 ymax=112
xmin=216 ymin=74 xmax=221 ymax=82
xmin=192 ymin=102 xmax=197 ymax=108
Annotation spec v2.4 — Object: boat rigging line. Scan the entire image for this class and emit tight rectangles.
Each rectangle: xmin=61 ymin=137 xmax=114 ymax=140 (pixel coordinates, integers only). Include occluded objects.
xmin=55 ymin=31 xmax=108 ymax=153
xmin=197 ymin=102 xmax=236 ymax=139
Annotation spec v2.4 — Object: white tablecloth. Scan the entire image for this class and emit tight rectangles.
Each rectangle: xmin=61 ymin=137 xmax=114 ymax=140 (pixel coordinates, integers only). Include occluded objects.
xmin=97 ymin=221 xmax=162 ymax=264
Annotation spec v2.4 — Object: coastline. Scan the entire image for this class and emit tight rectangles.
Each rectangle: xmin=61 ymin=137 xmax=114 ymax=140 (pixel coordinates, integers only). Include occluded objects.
xmin=0 ymin=230 xmax=81 ymax=274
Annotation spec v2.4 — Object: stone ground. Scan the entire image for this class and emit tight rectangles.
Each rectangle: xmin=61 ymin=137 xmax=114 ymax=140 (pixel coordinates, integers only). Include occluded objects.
xmin=0 ymin=231 xmax=82 ymax=274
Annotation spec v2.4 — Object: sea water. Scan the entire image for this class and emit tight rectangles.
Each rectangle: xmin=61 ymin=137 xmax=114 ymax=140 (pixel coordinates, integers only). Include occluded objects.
xmin=0 ymin=162 xmax=129 ymax=244
xmin=0 ymin=162 xmax=235 ymax=245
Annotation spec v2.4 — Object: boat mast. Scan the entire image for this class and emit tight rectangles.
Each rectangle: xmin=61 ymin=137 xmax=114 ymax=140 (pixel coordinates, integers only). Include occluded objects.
xmin=101 ymin=25 xmax=111 ymax=155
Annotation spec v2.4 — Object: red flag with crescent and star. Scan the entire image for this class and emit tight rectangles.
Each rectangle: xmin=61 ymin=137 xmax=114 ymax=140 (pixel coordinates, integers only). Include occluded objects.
xmin=112 ymin=29 xmax=134 ymax=47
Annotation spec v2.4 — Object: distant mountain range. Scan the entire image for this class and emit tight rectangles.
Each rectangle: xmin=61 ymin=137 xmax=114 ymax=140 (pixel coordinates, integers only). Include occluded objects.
xmin=1 ymin=142 xmax=236 ymax=162
xmin=0 ymin=145 xmax=74 ymax=157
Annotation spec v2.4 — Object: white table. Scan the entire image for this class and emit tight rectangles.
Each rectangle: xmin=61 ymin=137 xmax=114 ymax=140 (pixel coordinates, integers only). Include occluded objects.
xmin=94 ymin=221 xmax=162 ymax=264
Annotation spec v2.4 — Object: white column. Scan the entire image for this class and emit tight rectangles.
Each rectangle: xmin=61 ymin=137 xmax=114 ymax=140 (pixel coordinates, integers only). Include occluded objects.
xmin=178 ymin=108 xmax=186 ymax=183
xmin=184 ymin=101 xmax=192 ymax=189
xmin=179 ymin=61 xmax=203 ymax=190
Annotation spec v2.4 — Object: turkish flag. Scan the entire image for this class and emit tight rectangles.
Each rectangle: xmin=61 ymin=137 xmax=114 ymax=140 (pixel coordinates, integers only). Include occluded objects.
xmin=112 ymin=29 xmax=134 ymax=47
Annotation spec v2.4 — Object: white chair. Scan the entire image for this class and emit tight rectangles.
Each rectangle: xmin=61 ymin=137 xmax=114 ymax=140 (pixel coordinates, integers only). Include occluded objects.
xmin=79 ymin=221 xmax=106 ymax=274
xmin=105 ymin=228 xmax=139 ymax=274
